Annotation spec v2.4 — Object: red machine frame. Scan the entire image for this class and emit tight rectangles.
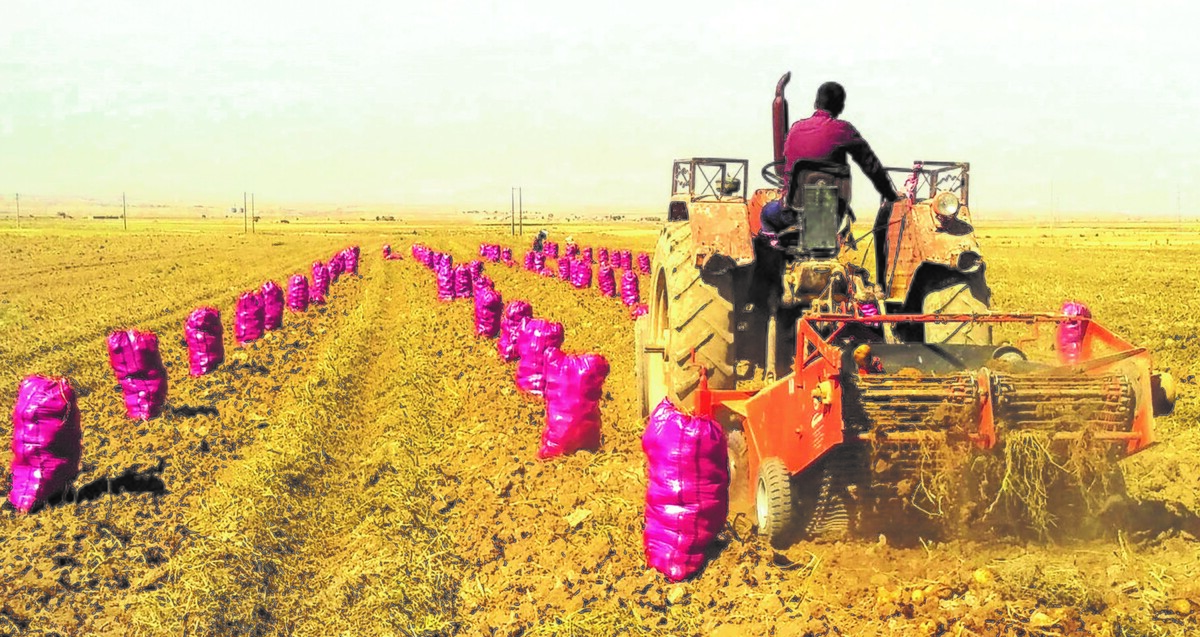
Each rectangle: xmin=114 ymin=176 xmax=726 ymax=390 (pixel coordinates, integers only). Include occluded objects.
xmin=693 ymin=312 xmax=1159 ymax=507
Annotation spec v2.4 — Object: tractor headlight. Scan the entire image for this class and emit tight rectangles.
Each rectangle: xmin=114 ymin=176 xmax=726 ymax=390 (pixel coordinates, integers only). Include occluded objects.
xmin=933 ymin=191 xmax=960 ymax=217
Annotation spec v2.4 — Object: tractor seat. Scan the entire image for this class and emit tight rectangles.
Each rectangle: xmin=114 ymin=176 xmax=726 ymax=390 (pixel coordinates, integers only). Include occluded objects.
xmin=760 ymin=160 xmax=851 ymax=258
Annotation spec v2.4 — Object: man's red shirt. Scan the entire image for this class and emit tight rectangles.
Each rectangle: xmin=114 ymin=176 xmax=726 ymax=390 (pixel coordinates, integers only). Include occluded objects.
xmin=782 ymin=110 xmax=897 ymax=203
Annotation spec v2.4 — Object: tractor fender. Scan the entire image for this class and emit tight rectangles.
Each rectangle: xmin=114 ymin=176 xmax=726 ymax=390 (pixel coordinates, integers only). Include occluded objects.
xmin=670 ymin=198 xmax=756 ymax=271
xmin=899 ymin=262 xmax=992 ymax=315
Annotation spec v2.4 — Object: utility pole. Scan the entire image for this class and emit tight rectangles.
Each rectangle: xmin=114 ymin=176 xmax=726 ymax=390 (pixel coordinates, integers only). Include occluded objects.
xmin=243 ymin=191 xmax=248 ymax=234
xmin=518 ymin=187 xmax=523 ymax=236
xmin=123 ymin=192 xmax=127 ymax=230
xmin=510 ymin=188 xmax=516 ymax=236
xmin=251 ymin=193 xmax=256 ymax=234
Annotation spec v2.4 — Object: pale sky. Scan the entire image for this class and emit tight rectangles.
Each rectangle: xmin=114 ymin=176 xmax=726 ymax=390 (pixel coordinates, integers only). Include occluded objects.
xmin=1 ymin=0 xmax=1197 ymax=216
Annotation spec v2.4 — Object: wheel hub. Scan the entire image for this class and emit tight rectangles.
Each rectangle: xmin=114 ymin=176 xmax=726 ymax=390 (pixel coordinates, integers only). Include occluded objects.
xmin=755 ymin=477 xmax=768 ymax=527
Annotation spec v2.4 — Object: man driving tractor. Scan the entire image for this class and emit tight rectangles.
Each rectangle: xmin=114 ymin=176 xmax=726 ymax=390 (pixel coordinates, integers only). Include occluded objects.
xmin=761 ymin=81 xmax=899 ymax=284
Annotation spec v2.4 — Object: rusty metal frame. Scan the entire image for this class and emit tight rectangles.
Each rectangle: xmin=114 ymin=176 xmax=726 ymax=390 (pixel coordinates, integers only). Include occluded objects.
xmin=884 ymin=161 xmax=970 ymax=205
xmin=671 ymin=158 xmax=750 ymax=202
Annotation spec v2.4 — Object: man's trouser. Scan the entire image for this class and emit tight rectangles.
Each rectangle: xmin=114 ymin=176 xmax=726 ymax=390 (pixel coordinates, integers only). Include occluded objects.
xmin=873 ymin=202 xmax=894 ymax=287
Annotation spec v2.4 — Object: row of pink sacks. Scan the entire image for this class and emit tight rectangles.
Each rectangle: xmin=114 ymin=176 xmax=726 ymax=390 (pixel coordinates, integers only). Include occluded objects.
xmin=232 ymin=245 xmax=360 ymax=349
xmin=509 ymin=241 xmax=725 ymax=582
xmin=408 ymin=247 xmax=610 ymax=459
xmin=520 ymin=249 xmax=648 ymax=319
xmin=10 ymin=244 xmax=363 ymax=513
xmin=527 ymin=238 xmax=651 ymax=276
xmin=497 ymin=303 xmax=610 ymax=459
xmin=119 ymin=244 xmax=364 ymax=422
xmin=475 ymin=243 xmax=513 ymax=266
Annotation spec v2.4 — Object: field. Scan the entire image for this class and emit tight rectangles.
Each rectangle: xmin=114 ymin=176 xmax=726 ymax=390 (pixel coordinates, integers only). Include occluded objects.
xmin=0 ymin=219 xmax=1198 ymax=636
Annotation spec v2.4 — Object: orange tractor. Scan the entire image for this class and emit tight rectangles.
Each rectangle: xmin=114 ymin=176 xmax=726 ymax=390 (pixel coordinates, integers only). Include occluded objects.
xmin=635 ymin=73 xmax=1176 ymax=544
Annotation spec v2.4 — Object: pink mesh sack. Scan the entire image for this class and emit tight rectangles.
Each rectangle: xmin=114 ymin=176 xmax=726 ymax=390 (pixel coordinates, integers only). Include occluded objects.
xmin=598 ymin=247 xmax=610 ymax=266
xmin=185 ymin=307 xmax=224 ymax=376
xmin=107 ymin=329 xmax=169 ymax=420
xmin=571 ymin=259 xmax=592 ymax=289
xmin=235 ymin=290 xmax=265 ymax=345
xmin=454 ymin=264 xmax=474 ymax=299
xmin=9 ymin=375 xmax=82 ymax=512
xmin=545 ymin=242 xmax=559 ymax=259
xmin=621 ymin=270 xmax=641 ymax=307
xmin=515 ymin=318 xmax=566 ymax=396
xmin=328 ymin=254 xmax=344 ymax=282
xmin=468 ymin=260 xmax=484 ymax=280
xmin=436 ymin=264 xmax=455 ymax=302
xmin=597 ymin=264 xmax=617 ymax=298
xmin=642 ymin=398 xmax=729 ymax=582
xmin=344 ymin=246 xmax=360 ymax=274
xmin=310 ymin=261 xmax=330 ymax=305
xmin=287 ymin=274 xmax=310 ymax=313
xmin=501 ymin=248 xmax=513 ymax=265
xmin=1057 ymin=300 xmax=1092 ymax=364
xmin=582 ymin=247 xmax=593 ymax=264
xmin=524 ymin=251 xmax=535 ymax=271
xmin=538 ymin=350 xmax=610 ymax=459
xmin=474 ymin=273 xmax=495 ymax=293
xmin=558 ymin=257 xmax=572 ymax=282
xmin=498 ymin=300 xmax=533 ymax=362
xmin=474 ymin=286 xmax=504 ymax=338
xmin=260 ymin=281 xmax=284 ymax=331
xmin=383 ymin=244 xmax=393 ymax=259
xmin=637 ymin=252 xmax=651 ymax=274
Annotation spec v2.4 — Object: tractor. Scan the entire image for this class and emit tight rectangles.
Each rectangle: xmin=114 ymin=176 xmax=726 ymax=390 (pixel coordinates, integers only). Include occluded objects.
xmin=634 ymin=73 xmax=1177 ymax=545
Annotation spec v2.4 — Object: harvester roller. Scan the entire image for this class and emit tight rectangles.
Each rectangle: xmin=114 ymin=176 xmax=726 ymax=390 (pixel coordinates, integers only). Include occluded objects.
xmin=847 ymin=372 xmax=1136 ymax=441
xmin=991 ymin=373 xmax=1135 ymax=433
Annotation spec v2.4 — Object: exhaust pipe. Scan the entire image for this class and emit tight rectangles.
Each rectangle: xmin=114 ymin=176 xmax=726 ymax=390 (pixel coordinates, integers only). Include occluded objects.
xmin=773 ymin=72 xmax=791 ymax=179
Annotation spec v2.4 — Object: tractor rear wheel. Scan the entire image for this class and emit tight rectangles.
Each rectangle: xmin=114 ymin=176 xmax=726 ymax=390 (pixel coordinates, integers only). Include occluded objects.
xmin=922 ymin=274 xmax=992 ymax=345
xmin=756 ymin=457 xmax=793 ymax=546
xmin=639 ymin=222 xmax=737 ymax=415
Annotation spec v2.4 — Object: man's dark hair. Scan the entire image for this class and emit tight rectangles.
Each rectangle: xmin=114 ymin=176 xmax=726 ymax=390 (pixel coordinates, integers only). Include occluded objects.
xmin=814 ymin=81 xmax=846 ymax=117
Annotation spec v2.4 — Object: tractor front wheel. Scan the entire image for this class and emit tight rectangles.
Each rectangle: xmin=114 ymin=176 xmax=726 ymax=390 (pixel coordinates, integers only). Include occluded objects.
xmin=756 ymin=457 xmax=793 ymax=546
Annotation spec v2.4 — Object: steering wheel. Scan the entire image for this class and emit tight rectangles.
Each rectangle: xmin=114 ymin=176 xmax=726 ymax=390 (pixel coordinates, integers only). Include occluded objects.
xmin=761 ymin=160 xmax=785 ymax=189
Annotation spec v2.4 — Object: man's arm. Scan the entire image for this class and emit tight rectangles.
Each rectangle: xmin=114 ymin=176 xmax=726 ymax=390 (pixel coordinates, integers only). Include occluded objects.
xmin=843 ymin=124 xmax=898 ymax=202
